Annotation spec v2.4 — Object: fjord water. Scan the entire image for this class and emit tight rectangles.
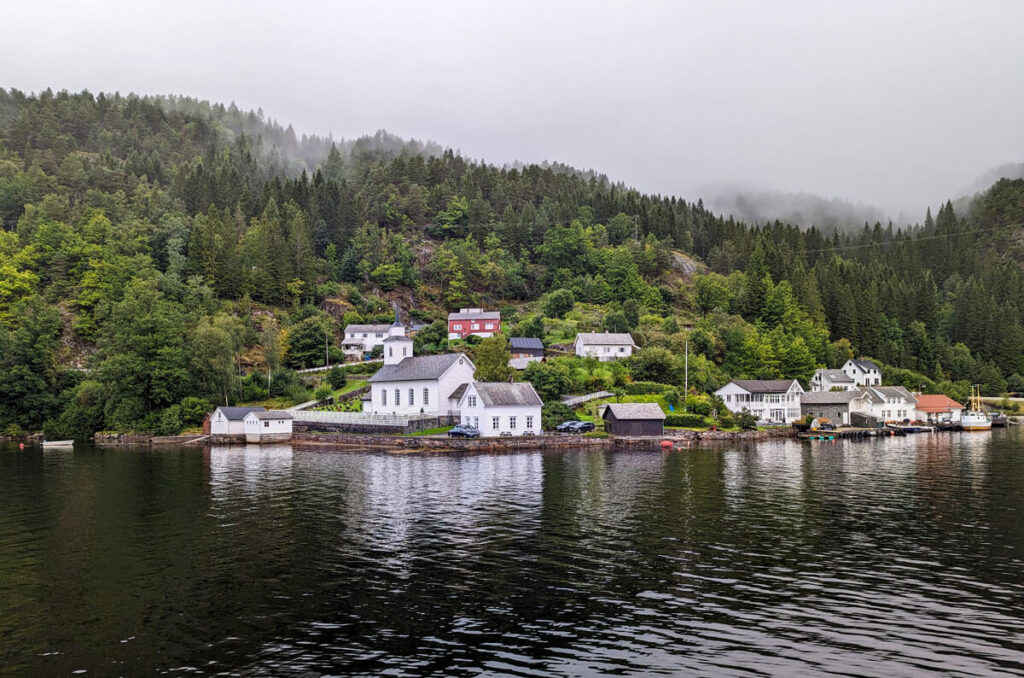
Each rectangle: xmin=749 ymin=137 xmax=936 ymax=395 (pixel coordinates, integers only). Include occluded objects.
xmin=2 ymin=432 xmax=1023 ymax=676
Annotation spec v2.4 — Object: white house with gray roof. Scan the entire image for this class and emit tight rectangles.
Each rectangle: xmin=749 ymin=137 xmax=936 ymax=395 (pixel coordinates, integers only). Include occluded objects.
xmin=574 ymin=332 xmax=638 ymax=361
xmin=858 ymin=385 xmax=917 ymax=422
xmin=458 ymin=382 xmax=543 ymax=436
xmin=843 ymin=358 xmax=882 ymax=386
xmin=810 ymin=368 xmax=857 ymax=392
xmin=243 ymin=410 xmax=293 ymax=443
xmin=365 ymin=340 xmax=476 ymax=416
xmin=714 ymin=379 xmax=804 ymax=424
xmin=342 ymin=321 xmax=406 ymax=359
xmin=208 ymin=406 xmax=266 ymax=435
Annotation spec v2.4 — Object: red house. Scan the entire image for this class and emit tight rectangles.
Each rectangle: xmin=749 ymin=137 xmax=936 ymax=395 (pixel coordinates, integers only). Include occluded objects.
xmin=447 ymin=308 xmax=501 ymax=340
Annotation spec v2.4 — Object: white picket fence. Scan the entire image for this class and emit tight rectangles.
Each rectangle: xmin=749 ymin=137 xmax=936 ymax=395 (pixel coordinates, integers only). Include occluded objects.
xmin=296 ymin=359 xmax=382 ymax=374
xmin=291 ymin=410 xmax=434 ymax=426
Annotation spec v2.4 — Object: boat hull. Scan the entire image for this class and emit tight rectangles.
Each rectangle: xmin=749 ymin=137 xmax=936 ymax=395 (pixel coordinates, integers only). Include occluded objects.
xmin=961 ymin=424 xmax=992 ymax=431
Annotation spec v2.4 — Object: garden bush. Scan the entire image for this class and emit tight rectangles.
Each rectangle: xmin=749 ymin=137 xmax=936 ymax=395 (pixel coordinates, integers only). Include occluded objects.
xmin=664 ymin=413 xmax=708 ymax=428
xmin=621 ymin=381 xmax=669 ymax=395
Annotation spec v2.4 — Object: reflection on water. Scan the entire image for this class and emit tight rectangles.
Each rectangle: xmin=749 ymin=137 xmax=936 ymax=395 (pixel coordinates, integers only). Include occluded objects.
xmin=1 ymin=430 xmax=1023 ymax=676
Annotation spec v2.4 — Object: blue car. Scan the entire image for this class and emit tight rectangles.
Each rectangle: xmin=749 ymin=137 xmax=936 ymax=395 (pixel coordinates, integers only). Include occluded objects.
xmin=448 ymin=425 xmax=481 ymax=438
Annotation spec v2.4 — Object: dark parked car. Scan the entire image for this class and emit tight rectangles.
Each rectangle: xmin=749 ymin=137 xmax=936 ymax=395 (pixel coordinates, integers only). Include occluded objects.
xmin=448 ymin=425 xmax=481 ymax=438
xmin=557 ymin=420 xmax=595 ymax=434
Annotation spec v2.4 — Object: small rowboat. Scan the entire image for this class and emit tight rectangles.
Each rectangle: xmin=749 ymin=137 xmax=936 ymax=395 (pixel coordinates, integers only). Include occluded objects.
xmin=42 ymin=440 xmax=74 ymax=448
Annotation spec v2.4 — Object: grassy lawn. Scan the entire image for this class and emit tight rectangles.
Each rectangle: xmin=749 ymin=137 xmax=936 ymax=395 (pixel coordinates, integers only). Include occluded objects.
xmin=238 ymin=397 xmax=300 ymax=410
xmin=334 ymin=379 xmax=367 ymax=397
xmin=405 ymin=426 xmax=454 ymax=436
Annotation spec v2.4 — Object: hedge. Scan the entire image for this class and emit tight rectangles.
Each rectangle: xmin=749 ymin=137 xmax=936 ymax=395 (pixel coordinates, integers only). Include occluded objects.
xmin=621 ymin=381 xmax=669 ymax=395
xmin=664 ymin=414 xmax=708 ymax=428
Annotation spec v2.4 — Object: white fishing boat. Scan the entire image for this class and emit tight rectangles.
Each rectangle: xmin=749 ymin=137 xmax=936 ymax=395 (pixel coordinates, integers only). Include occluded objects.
xmin=960 ymin=386 xmax=991 ymax=431
xmin=41 ymin=440 xmax=74 ymax=448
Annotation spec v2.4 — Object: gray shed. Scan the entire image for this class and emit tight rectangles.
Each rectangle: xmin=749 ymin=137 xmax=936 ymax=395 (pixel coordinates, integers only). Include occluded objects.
xmin=603 ymin=402 xmax=666 ymax=436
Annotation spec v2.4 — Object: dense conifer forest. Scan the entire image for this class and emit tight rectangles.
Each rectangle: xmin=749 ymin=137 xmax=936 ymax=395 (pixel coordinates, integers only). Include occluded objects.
xmin=1 ymin=88 xmax=1022 ymax=438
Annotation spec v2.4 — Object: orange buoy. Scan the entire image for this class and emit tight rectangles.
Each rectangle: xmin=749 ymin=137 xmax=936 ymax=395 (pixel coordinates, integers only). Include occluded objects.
xmin=661 ymin=440 xmax=673 ymax=450
xmin=19 ymin=443 xmax=25 ymax=449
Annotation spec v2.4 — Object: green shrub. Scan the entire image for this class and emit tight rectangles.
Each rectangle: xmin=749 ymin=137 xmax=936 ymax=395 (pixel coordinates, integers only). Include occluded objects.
xmin=313 ymin=382 xmax=334 ymax=402
xmin=542 ymin=401 xmax=577 ymax=430
xmin=180 ymin=397 xmax=213 ymax=427
xmin=621 ymin=381 xmax=669 ymax=395
xmin=735 ymin=411 xmax=758 ymax=429
xmin=326 ymin=365 xmax=347 ymax=389
xmin=664 ymin=413 xmax=707 ymax=428
xmin=583 ymin=430 xmax=610 ymax=439
xmin=683 ymin=394 xmax=712 ymax=416
xmin=156 ymin=406 xmax=183 ymax=436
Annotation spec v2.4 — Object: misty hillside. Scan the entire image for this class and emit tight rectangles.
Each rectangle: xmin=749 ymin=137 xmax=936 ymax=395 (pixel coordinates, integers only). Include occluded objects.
xmin=0 ymin=88 xmax=1022 ymax=440
xmin=702 ymin=187 xmax=889 ymax=232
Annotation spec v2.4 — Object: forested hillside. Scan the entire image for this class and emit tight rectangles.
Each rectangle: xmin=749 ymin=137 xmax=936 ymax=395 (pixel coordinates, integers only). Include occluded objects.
xmin=1 ymin=88 xmax=1022 ymax=439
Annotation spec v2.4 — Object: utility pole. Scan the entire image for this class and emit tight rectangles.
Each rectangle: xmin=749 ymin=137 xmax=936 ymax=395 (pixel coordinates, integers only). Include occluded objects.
xmin=325 ymin=324 xmax=330 ymax=368
xmin=684 ymin=340 xmax=688 ymax=412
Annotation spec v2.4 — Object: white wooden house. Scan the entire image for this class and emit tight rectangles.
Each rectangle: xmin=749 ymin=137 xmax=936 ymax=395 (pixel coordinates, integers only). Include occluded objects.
xmin=858 ymin=386 xmax=917 ymax=422
xmin=208 ymin=406 xmax=266 ymax=435
xmin=573 ymin=332 xmax=638 ymax=361
xmin=714 ymin=379 xmax=804 ymax=424
xmin=365 ymin=339 xmax=476 ymax=416
xmin=243 ymin=410 xmax=293 ymax=443
xmin=457 ymin=382 xmax=543 ymax=436
xmin=843 ymin=359 xmax=882 ymax=387
xmin=810 ymin=368 xmax=857 ymax=392
xmin=341 ymin=322 xmax=406 ymax=359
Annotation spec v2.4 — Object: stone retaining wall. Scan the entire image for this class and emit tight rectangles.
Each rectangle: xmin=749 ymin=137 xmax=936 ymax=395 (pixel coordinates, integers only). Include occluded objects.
xmin=292 ymin=432 xmax=613 ymax=453
xmin=293 ymin=416 xmax=458 ymax=436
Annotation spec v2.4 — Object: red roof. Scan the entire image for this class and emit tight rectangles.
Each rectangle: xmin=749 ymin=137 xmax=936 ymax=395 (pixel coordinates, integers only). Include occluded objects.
xmin=915 ymin=394 xmax=963 ymax=413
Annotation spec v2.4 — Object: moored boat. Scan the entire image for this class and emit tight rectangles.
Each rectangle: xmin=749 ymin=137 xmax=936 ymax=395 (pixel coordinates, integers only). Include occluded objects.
xmin=961 ymin=386 xmax=991 ymax=431
xmin=41 ymin=440 xmax=74 ymax=448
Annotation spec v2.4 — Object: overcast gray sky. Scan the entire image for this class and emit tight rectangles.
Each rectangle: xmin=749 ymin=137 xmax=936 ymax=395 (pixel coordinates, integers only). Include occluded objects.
xmin=3 ymin=0 xmax=1023 ymax=219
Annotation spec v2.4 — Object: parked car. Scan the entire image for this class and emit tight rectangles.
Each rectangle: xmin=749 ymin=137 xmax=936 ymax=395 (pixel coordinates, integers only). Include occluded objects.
xmin=448 ymin=425 xmax=481 ymax=438
xmin=557 ymin=420 xmax=595 ymax=434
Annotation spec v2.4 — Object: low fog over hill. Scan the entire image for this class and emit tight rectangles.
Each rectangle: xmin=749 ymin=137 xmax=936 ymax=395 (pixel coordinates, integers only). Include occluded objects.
xmin=700 ymin=184 xmax=890 ymax=231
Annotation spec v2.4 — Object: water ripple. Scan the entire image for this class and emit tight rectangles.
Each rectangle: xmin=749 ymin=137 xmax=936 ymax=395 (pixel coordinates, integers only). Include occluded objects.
xmin=1 ymin=432 xmax=1024 ymax=675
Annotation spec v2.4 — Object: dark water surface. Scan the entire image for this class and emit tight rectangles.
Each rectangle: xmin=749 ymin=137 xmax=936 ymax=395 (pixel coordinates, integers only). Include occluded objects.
xmin=2 ymin=430 xmax=1024 ymax=676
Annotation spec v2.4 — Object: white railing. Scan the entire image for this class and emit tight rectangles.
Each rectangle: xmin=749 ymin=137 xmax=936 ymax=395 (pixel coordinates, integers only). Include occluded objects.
xmin=296 ymin=359 xmax=382 ymax=374
xmin=292 ymin=411 xmax=435 ymax=426
xmin=561 ymin=391 xmax=614 ymax=408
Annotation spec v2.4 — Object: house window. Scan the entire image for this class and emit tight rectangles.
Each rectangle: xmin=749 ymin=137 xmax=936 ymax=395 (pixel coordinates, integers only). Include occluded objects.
xmin=485 ymin=323 xmax=493 ymax=330
xmin=468 ymin=395 xmax=477 ymax=407
xmin=362 ymin=333 xmax=368 ymax=338
xmin=381 ymin=389 xmax=387 ymax=406
xmin=526 ymin=415 xmax=534 ymax=429
xmin=454 ymin=324 xmax=462 ymax=330
xmin=604 ymin=347 xmax=609 ymax=353
xmin=473 ymin=416 xmax=479 ymax=428
xmin=509 ymin=416 xmax=517 ymax=429
xmin=264 ymin=421 xmax=269 ymax=428
xmin=389 ymin=347 xmax=393 ymax=357
xmin=376 ymin=333 xmax=383 ymax=338
xmin=619 ymin=347 xmax=624 ymax=353
xmin=395 ymin=389 xmax=401 ymax=406
xmin=409 ymin=388 xmax=415 ymax=405
xmin=472 ymin=324 xmax=480 ymax=330
xmin=423 ymin=388 xmax=429 ymax=405
xmin=492 ymin=416 xmax=500 ymax=430
xmin=402 ymin=346 xmax=408 ymax=356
